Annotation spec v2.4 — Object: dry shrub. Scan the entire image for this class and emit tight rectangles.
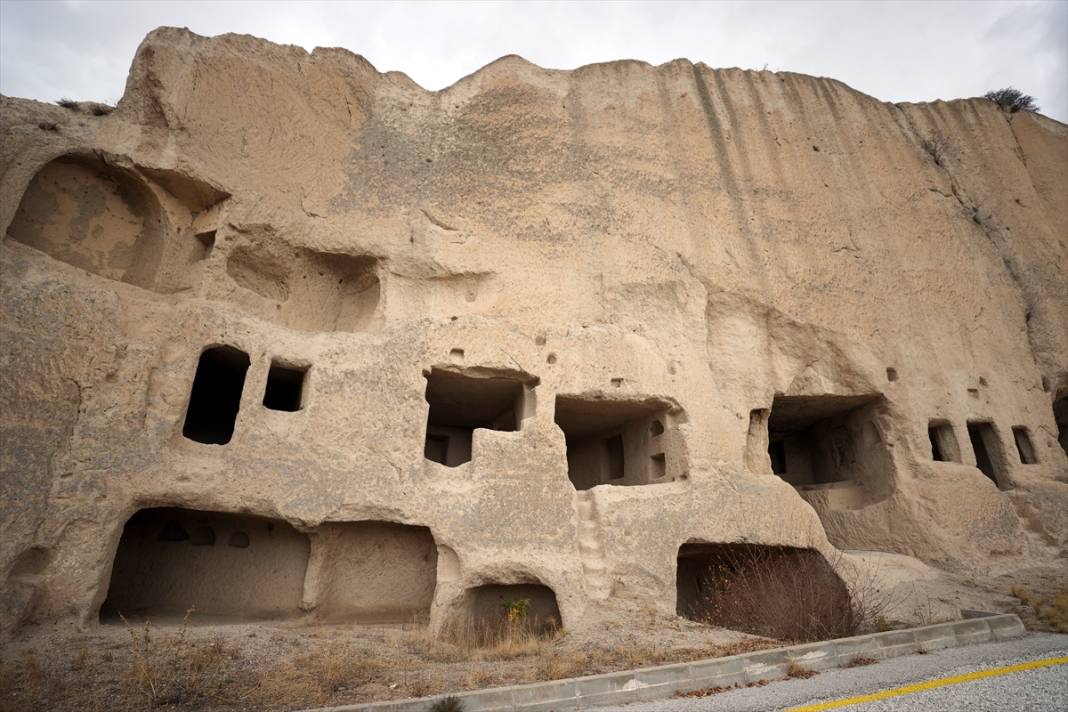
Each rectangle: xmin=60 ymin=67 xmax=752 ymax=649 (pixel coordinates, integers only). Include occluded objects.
xmin=1012 ymin=585 xmax=1068 ymax=633
xmin=786 ymin=661 xmax=817 ymax=679
xmin=430 ymin=696 xmax=466 ymax=712
xmin=689 ymin=545 xmax=890 ymax=642
xmin=845 ymin=656 xmax=878 ymax=668
xmin=984 ymin=87 xmax=1039 ymax=114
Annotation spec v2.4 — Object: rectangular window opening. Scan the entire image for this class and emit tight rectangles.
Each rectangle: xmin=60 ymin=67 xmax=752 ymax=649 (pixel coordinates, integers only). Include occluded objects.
xmin=766 ymin=393 xmax=888 ymax=491
xmin=182 ymin=345 xmax=250 ymax=444
xmin=263 ymin=362 xmax=307 ymax=412
xmin=966 ymin=421 xmax=1008 ymax=488
xmin=928 ymin=421 xmax=961 ymax=463
xmin=1012 ymin=426 xmax=1038 ymax=464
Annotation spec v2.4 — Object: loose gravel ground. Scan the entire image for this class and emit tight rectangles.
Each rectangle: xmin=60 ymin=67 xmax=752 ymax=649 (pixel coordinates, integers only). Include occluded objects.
xmin=600 ymin=633 xmax=1068 ymax=711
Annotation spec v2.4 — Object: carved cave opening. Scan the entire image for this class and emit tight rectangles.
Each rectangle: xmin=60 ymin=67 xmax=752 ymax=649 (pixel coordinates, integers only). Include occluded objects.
xmin=100 ymin=508 xmax=309 ymax=623
xmin=928 ymin=420 xmax=962 ymax=463
xmin=182 ymin=345 xmax=250 ymax=444
xmin=676 ymin=542 xmax=853 ymax=640
xmin=766 ymin=394 xmax=888 ymax=488
xmin=423 ymin=368 xmax=534 ymax=467
xmin=555 ymin=395 xmax=674 ymax=490
xmin=966 ymin=421 xmax=1009 ymax=488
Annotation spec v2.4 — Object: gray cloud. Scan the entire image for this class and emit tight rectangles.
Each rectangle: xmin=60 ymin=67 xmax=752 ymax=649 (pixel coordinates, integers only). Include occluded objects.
xmin=1 ymin=0 xmax=1065 ymax=122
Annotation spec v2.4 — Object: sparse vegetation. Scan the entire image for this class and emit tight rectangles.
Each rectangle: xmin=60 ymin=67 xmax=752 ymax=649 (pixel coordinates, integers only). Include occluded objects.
xmin=90 ymin=104 xmax=113 ymax=117
xmin=1012 ymin=584 xmax=1068 ymax=633
xmin=430 ymin=696 xmax=466 ymax=712
xmin=692 ymin=546 xmax=893 ymax=642
xmin=0 ymin=624 xmax=779 ymax=712
xmin=37 ymin=121 xmax=58 ymax=132
xmin=845 ymin=656 xmax=878 ymax=668
xmin=502 ymin=597 xmax=531 ymax=624
xmin=786 ymin=661 xmax=817 ymax=679
xmin=56 ymin=98 xmax=79 ymax=110
xmin=921 ymin=133 xmax=949 ymax=167
xmin=675 ymin=679 xmax=770 ymax=698
xmin=984 ymin=87 xmax=1039 ymax=114
xmin=120 ymin=609 xmax=234 ymax=707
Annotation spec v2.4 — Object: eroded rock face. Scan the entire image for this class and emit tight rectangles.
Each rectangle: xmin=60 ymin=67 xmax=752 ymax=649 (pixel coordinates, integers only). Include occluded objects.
xmin=1 ymin=27 xmax=1066 ymax=636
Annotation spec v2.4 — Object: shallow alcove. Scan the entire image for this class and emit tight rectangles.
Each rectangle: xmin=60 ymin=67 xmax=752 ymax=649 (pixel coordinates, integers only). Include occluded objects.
xmin=967 ymin=421 xmax=1010 ymax=488
xmin=313 ymin=521 xmax=438 ymax=623
xmin=676 ymin=542 xmax=853 ymax=640
xmin=928 ymin=420 xmax=962 ymax=463
xmin=452 ymin=583 xmax=562 ymax=640
xmin=555 ymin=395 xmax=675 ymax=490
xmin=6 ymin=154 xmax=165 ymax=289
xmin=226 ymin=245 xmax=380 ymax=333
xmin=182 ymin=346 xmax=251 ymax=444
xmin=100 ymin=508 xmax=309 ymax=623
xmin=766 ymin=394 xmax=889 ymax=489
xmin=423 ymin=368 xmax=536 ymax=467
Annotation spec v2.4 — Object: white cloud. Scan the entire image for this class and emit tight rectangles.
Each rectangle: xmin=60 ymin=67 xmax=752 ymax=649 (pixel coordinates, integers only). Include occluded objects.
xmin=1 ymin=0 xmax=1065 ymax=121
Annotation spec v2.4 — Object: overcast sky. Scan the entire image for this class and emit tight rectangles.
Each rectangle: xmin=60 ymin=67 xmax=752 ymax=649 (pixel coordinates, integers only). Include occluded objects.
xmin=1 ymin=1 xmax=1065 ymax=122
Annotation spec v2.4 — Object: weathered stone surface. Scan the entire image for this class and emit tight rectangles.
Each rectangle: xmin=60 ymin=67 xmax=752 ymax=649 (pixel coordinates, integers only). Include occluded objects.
xmin=1 ymin=27 xmax=1066 ymax=636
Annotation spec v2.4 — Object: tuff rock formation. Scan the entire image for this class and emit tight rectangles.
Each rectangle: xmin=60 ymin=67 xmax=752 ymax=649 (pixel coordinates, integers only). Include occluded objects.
xmin=1 ymin=27 xmax=1066 ymax=638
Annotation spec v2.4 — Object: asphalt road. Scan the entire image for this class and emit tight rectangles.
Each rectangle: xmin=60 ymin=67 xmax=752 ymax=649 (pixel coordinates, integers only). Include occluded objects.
xmin=598 ymin=633 xmax=1068 ymax=712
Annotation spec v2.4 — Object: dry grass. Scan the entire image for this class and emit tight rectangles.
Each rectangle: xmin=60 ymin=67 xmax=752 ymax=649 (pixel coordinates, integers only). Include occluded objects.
xmin=120 ymin=610 xmax=239 ymax=707
xmin=0 ymin=617 xmax=777 ymax=711
xmin=675 ymin=679 xmax=770 ymax=699
xmin=786 ymin=661 xmax=817 ymax=679
xmin=845 ymin=656 xmax=878 ymax=668
xmin=1012 ymin=585 xmax=1068 ymax=633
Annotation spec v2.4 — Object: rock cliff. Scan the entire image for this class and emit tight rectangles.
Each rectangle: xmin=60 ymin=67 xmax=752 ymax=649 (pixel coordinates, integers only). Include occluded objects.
xmin=1 ymin=27 xmax=1066 ymax=636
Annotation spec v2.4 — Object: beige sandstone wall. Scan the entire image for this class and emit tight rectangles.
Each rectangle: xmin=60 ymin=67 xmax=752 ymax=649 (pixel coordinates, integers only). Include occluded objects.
xmin=1 ymin=27 xmax=1066 ymax=637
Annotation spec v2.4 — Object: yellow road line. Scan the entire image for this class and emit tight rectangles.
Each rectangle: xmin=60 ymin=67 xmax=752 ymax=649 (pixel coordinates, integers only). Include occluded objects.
xmin=787 ymin=655 xmax=1068 ymax=711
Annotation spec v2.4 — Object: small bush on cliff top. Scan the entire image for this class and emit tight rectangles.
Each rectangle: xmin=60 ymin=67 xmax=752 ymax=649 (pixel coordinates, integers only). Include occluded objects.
xmin=984 ymin=87 xmax=1039 ymax=114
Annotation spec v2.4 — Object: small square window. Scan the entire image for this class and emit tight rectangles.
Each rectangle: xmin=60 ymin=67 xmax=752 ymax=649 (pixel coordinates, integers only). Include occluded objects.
xmin=192 ymin=231 xmax=216 ymax=261
xmin=928 ymin=421 xmax=961 ymax=463
xmin=263 ymin=362 xmax=307 ymax=412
